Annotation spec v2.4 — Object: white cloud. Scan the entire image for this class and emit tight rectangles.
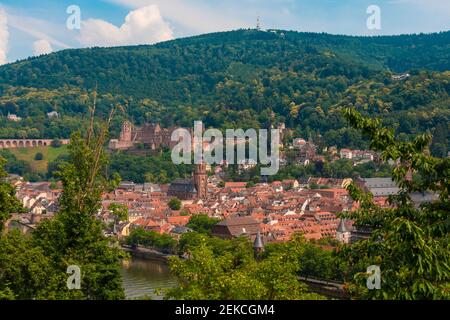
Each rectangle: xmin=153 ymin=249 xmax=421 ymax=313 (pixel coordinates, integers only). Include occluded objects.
xmin=7 ymin=14 xmax=71 ymax=49
xmin=104 ymin=0 xmax=250 ymax=34
xmin=79 ymin=5 xmax=174 ymax=47
xmin=33 ymin=39 xmax=53 ymax=56
xmin=0 ymin=8 xmax=9 ymax=65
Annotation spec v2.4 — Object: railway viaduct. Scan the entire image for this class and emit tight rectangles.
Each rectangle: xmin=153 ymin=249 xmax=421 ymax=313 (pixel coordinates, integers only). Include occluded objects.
xmin=0 ymin=139 xmax=70 ymax=149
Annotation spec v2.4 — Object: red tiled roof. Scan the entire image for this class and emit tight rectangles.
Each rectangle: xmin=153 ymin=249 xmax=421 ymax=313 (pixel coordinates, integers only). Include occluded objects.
xmin=167 ymin=215 xmax=191 ymax=226
xmin=224 ymin=182 xmax=247 ymax=188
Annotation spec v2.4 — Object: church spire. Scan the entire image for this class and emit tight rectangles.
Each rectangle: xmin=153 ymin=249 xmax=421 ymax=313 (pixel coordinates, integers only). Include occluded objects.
xmin=253 ymin=231 xmax=264 ymax=256
xmin=336 ymin=219 xmax=351 ymax=244
xmin=337 ymin=219 xmax=348 ymax=233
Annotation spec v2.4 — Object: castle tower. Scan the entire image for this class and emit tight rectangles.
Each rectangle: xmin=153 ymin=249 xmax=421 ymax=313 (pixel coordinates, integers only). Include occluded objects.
xmin=405 ymin=167 xmax=414 ymax=182
xmin=120 ymin=121 xmax=132 ymax=142
xmin=193 ymin=162 xmax=208 ymax=199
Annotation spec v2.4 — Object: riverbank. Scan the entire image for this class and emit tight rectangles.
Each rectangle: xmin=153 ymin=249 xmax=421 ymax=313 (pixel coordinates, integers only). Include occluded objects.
xmin=121 ymin=245 xmax=176 ymax=262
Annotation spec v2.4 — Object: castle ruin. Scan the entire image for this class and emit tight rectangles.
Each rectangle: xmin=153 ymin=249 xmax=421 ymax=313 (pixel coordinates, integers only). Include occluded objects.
xmin=109 ymin=121 xmax=182 ymax=151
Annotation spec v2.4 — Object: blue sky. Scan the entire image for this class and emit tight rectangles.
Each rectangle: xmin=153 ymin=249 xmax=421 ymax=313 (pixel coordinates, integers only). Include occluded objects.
xmin=0 ymin=0 xmax=449 ymax=63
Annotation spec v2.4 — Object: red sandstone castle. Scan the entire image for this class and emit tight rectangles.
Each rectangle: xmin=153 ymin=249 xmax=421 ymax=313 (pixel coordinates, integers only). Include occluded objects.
xmin=109 ymin=121 xmax=182 ymax=151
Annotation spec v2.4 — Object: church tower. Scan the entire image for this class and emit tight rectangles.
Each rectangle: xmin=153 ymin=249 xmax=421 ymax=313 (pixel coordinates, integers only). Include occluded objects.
xmin=336 ymin=219 xmax=351 ymax=244
xmin=193 ymin=162 xmax=208 ymax=199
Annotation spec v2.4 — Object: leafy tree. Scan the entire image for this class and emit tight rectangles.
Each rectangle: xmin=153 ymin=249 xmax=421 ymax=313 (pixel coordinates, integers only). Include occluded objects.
xmin=178 ymin=231 xmax=208 ymax=254
xmin=51 ymin=139 xmax=62 ymax=148
xmin=309 ymin=182 xmax=319 ymax=190
xmin=126 ymin=227 xmax=177 ymax=253
xmin=186 ymin=214 xmax=221 ymax=235
xmin=47 ymin=154 xmax=70 ymax=179
xmin=339 ymin=108 xmax=450 ymax=299
xmin=266 ymin=235 xmax=347 ymax=282
xmin=0 ymin=157 xmax=22 ymax=233
xmin=34 ymin=152 xmax=44 ymax=161
xmin=125 ymin=226 xmax=148 ymax=248
xmin=109 ymin=151 xmax=191 ymax=184
xmin=0 ymin=102 xmax=124 ymax=299
xmin=180 ymin=210 xmax=190 ymax=217
xmin=108 ymin=203 xmax=129 ymax=223
xmin=31 ymin=103 xmax=126 ymax=299
xmin=168 ymin=198 xmax=182 ymax=211
xmin=166 ymin=235 xmax=325 ymax=300
xmin=0 ymin=150 xmax=33 ymax=178
xmin=0 ymin=231 xmax=69 ymax=300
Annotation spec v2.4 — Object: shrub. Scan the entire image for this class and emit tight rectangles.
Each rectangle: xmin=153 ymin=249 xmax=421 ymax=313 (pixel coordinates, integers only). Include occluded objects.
xmin=34 ymin=152 xmax=44 ymax=161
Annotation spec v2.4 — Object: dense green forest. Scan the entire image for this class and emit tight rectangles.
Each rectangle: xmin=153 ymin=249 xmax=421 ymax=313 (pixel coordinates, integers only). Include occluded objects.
xmin=0 ymin=29 xmax=449 ymax=154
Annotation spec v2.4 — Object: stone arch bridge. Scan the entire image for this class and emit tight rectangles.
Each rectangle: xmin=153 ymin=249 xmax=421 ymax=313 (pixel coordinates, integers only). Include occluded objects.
xmin=0 ymin=139 xmax=70 ymax=149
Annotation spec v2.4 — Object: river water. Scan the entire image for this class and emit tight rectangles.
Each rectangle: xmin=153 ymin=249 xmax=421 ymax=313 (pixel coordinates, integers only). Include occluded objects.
xmin=121 ymin=257 xmax=177 ymax=300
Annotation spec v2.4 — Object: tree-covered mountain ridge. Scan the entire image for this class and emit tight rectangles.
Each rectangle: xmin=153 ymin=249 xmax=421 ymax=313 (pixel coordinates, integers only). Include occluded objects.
xmin=0 ymin=29 xmax=448 ymax=154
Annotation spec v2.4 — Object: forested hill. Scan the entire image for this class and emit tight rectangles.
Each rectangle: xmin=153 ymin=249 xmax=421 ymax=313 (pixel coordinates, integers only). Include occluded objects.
xmin=1 ymin=30 xmax=449 ymax=94
xmin=0 ymin=29 xmax=449 ymax=155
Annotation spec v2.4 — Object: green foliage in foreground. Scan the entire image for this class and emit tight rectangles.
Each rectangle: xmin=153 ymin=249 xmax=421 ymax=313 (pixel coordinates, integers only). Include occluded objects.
xmin=0 ymin=157 xmax=22 ymax=233
xmin=0 ymin=108 xmax=126 ymax=299
xmin=166 ymin=234 xmax=325 ymax=300
xmin=339 ymin=108 xmax=450 ymax=299
xmin=266 ymin=238 xmax=347 ymax=282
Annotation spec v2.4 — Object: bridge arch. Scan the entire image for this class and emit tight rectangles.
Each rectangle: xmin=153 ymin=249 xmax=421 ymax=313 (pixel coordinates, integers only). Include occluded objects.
xmin=0 ymin=139 xmax=70 ymax=149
